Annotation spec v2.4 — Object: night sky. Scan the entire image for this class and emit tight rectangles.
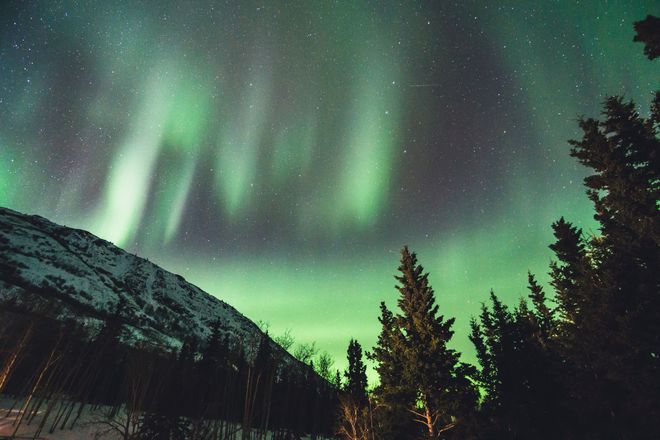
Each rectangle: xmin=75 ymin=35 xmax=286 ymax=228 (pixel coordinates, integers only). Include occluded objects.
xmin=1 ymin=1 xmax=658 ymax=380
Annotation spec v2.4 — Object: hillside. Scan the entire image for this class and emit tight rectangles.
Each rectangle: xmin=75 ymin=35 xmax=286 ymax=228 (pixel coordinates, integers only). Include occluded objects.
xmin=0 ymin=206 xmax=294 ymax=365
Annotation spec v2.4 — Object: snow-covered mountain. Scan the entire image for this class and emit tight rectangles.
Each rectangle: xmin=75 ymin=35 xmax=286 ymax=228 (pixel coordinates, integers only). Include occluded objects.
xmin=0 ymin=206 xmax=292 ymax=365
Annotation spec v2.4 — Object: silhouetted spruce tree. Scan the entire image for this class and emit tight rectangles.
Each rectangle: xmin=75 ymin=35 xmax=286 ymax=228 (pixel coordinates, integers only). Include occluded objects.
xmin=338 ymin=339 xmax=371 ymax=440
xmin=344 ymin=339 xmax=368 ymax=404
xmin=470 ymin=290 xmax=562 ymax=439
xmin=548 ymin=217 xmax=592 ymax=333
xmin=547 ymin=88 xmax=660 ymax=437
xmin=547 ymin=216 xmax=614 ymax=437
xmin=334 ymin=369 xmax=342 ymax=390
xmin=89 ymin=296 xmax=129 ymax=407
xmin=201 ymin=319 xmax=228 ymax=367
xmin=526 ymin=272 xmax=554 ymax=340
xmin=171 ymin=338 xmax=197 ymax=419
xmin=634 ymin=15 xmax=660 ymax=60
xmin=371 ymin=247 xmax=477 ymax=439
xmin=369 ymin=302 xmax=417 ymax=440
xmin=197 ymin=319 xmax=229 ymax=420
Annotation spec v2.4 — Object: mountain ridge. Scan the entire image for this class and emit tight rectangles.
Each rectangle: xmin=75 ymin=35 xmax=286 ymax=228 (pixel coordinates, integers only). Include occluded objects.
xmin=0 ymin=206 xmax=300 ymax=370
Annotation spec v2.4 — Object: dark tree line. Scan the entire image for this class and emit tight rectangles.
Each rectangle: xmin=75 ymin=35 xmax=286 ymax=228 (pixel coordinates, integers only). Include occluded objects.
xmin=469 ymin=76 xmax=659 ymax=438
xmin=0 ymin=294 xmax=338 ymax=439
xmin=336 ymin=15 xmax=659 ymax=440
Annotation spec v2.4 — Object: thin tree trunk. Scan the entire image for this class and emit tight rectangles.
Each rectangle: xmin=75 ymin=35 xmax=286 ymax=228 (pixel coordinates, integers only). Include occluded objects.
xmin=11 ymin=343 xmax=59 ymax=437
xmin=424 ymin=404 xmax=434 ymax=438
xmin=0 ymin=323 xmax=33 ymax=393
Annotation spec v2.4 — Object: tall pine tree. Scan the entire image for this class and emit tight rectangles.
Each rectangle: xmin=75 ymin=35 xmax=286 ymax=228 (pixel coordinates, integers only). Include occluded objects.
xmin=344 ymin=339 xmax=368 ymax=404
xmin=470 ymin=290 xmax=562 ymax=439
xmin=371 ymin=247 xmax=476 ymax=439
xmin=337 ymin=339 xmax=371 ymax=440
xmin=369 ymin=301 xmax=416 ymax=440
xmin=548 ymin=89 xmax=660 ymax=437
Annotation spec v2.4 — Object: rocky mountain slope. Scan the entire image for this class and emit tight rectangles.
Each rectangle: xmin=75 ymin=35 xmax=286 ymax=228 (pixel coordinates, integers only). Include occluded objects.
xmin=0 ymin=206 xmax=292 ymax=365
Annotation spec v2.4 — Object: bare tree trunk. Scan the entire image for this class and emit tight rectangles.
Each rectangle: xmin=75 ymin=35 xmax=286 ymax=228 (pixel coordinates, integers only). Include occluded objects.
xmin=11 ymin=342 xmax=60 ymax=437
xmin=242 ymin=367 xmax=261 ymax=440
xmin=0 ymin=323 xmax=32 ymax=393
xmin=423 ymin=404 xmax=434 ymax=438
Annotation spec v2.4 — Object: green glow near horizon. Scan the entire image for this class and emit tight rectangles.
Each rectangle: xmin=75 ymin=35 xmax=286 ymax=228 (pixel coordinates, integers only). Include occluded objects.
xmin=1 ymin=1 xmax=658 ymax=383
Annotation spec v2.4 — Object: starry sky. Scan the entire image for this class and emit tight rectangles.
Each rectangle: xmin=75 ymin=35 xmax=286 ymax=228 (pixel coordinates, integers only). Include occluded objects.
xmin=1 ymin=1 xmax=658 ymax=380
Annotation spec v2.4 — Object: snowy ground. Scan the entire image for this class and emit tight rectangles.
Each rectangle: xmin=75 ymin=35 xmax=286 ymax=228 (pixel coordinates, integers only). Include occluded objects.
xmin=0 ymin=396 xmax=115 ymax=439
xmin=0 ymin=396 xmax=322 ymax=440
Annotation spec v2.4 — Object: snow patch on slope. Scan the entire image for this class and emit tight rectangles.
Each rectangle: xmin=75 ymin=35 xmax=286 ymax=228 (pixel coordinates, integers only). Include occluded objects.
xmin=0 ymin=207 xmax=292 ymax=365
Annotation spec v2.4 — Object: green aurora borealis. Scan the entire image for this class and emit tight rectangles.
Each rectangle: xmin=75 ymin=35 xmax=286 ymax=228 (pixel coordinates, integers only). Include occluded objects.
xmin=1 ymin=1 xmax=658 ymax=380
